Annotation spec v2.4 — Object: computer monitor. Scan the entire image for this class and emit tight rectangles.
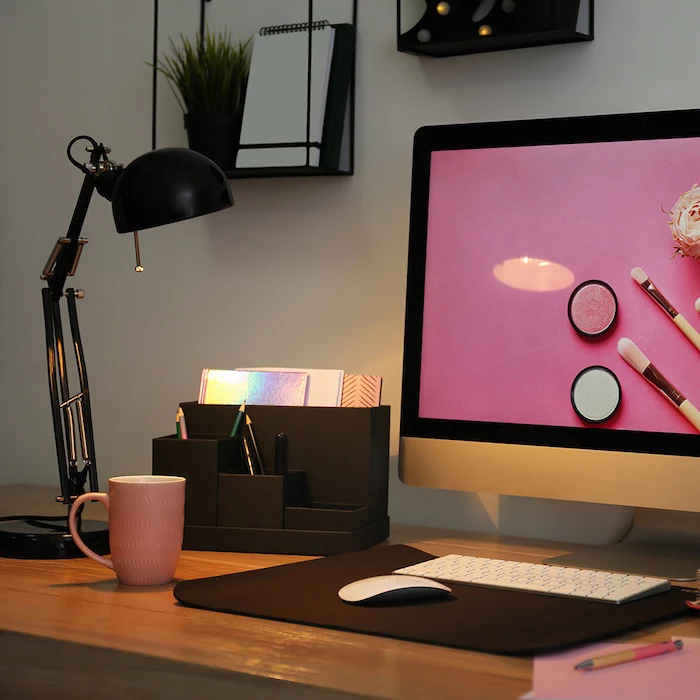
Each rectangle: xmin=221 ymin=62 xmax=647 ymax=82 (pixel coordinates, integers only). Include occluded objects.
xmin=399 ymin=108 xmax=700 ymax=578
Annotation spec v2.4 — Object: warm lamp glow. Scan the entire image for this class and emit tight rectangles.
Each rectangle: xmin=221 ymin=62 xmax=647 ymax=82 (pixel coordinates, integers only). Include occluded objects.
xmin=493 ymin=256 xmax=575 ymax=292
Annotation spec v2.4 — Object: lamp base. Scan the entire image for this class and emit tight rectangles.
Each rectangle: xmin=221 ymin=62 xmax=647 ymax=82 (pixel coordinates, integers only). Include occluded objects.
xmin=0 ymin=517 xmax=109 ymax=559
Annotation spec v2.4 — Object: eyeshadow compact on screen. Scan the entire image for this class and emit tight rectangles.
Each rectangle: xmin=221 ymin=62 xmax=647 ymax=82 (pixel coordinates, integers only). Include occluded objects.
xmin=567 ymin=280 xmax=618 ymax=337
xmin=570 ymin=366 xmax=622 ymax=424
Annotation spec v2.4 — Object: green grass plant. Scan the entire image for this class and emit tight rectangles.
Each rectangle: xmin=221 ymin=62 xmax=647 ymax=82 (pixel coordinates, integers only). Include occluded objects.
xmin=153 ymin=28 xmax=251 ymax=115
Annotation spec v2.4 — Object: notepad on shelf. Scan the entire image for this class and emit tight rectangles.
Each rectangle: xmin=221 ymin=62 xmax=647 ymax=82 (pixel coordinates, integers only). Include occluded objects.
xmin=237 ymin=21 xmax=336 ymax=168
xmin=198 ymin=369 xmax=308 ymax=406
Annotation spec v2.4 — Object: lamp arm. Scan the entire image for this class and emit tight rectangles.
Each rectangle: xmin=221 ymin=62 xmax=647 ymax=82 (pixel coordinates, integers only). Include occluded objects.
xmin=45 ymin=174 xmax=96 ymax=300
xmin=66 ymin=288 xmax=98 ymax=493
xmin=41 ymin=287 xmax=73 ymax=503
xmin=40 ymin=136 xmax=116 ymax=505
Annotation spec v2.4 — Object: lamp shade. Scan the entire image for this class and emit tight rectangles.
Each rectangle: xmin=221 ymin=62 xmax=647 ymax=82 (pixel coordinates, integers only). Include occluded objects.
xmin=111 ymin=147 xmax=233 ymax=233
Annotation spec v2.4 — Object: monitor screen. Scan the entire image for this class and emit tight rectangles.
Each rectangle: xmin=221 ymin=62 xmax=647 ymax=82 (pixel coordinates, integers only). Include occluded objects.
xmin=400 ymin=109 xmax=700 ymax=511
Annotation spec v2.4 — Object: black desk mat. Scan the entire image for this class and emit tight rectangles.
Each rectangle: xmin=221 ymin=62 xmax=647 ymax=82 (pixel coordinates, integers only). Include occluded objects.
xmin=174 ymin=545 xmax=695 ymax=655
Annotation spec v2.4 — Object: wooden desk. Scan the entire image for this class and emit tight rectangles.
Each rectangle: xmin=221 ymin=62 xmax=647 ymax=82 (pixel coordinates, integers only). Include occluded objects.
xmin=1 ymin=485 xmax=698 ymax=700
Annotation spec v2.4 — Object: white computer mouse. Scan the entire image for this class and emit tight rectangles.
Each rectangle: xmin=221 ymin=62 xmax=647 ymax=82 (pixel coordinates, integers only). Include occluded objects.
xmin=338 ymin=574 xmax=452 ymax=605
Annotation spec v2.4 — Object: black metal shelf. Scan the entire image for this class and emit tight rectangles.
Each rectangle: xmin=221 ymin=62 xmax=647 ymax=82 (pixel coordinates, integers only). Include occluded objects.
xmin=151 ymin=1 xmax=356 ymax=180
xmin=399 ymin=28 xmax=592 ymax=58
xmin=203 ymin=1 xmax=357 ymax=180
xmin=224 ymin=165 xmax=353 ymax=179
xmin=397 ymin=0 xmax=593 ymax=58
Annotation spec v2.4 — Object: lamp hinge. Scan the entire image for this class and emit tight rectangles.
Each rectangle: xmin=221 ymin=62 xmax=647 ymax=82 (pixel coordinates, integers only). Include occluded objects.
xmin=41 ymin=237 xmax=89 ymax=280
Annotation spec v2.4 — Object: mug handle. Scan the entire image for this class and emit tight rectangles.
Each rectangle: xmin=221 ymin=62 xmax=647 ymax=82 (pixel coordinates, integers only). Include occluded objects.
xmin=68 ymin=492 xmax=113 ymax=570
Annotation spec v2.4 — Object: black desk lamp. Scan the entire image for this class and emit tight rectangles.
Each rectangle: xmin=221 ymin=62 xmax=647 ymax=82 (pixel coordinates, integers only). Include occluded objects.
xmin=0 ymin=135 xmax=233 ymax=559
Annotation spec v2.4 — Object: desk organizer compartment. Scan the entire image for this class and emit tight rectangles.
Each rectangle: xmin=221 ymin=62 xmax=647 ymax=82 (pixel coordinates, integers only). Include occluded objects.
xmin=218 ymin=471 xmax=308 ymax=529
xmin=152 ymin=435 xmax=241 ymax=526
xmin=284 ymin=503 xmax=370 ymax=532
xmin=153 ymin=403 xmax=390 ymax=555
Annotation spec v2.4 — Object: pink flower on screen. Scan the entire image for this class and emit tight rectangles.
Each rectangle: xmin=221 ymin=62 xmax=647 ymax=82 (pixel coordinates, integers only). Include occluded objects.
xmin=669 ymin=184 xmax=700 ymax=258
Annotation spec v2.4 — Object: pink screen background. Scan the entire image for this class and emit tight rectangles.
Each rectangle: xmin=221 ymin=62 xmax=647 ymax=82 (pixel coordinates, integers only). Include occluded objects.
xmin=420 ymin=137 xmax=700 ymax=434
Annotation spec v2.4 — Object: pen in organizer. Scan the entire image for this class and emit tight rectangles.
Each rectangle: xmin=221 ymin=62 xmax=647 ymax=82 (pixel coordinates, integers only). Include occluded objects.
xmin=617 ymin=338 xmax=700 ymax=432
xmin=631 ymin=267 xmax=700 ymax=351
xmin=175 ymin=407 xmax=188 ymax=439
xmin=244 ymin=414 xmax=265 ymax=474
xmin=241 ymin=432 xmax=257 ymax=475
xmin=574 ymin=639 xmax=683 ymax=671
xmin=229 ymin=401 xmax=246 ymax=438
xmin=274 ymin=433 xmax=288 ymax=476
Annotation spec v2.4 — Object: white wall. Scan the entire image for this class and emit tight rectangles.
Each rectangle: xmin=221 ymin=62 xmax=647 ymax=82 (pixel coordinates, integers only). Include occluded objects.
xmin=1 ymin=1 xmax=697 ymax=544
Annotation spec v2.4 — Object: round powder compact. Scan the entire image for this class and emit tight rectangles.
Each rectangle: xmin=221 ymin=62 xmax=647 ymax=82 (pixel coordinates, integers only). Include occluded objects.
xmin=567 ymin=280 xmax=618 ymax=337
xmin=570 ymin=366 xmax=621 ymax=424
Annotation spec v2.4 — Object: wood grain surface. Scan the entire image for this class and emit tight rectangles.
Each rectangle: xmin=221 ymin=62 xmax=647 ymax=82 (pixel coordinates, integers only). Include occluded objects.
xmin=1 ymin=485 xmax=697 ymax=700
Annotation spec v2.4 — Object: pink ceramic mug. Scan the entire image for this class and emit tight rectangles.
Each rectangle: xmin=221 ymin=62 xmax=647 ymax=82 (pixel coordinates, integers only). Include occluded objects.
xmin=68 ymin=475 xmax=185 ymax=586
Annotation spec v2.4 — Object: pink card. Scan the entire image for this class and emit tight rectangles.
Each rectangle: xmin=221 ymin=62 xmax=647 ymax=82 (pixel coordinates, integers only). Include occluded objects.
xmin=532 ymin=638 xmax=699 ymax=700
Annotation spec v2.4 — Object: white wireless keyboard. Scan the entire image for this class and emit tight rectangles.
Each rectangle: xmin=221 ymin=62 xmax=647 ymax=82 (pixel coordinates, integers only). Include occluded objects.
xmin=393 ymin=554 xmax=672 ymax=604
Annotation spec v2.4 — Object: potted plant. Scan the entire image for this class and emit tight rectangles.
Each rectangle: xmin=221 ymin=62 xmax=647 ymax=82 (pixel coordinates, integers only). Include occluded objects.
xmin=153 ymin=28 xmax=251 ymax=170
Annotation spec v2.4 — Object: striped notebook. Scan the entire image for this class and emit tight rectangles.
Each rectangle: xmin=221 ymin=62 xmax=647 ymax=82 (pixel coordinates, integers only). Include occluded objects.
xmin=340 ymin=374 xmax=382 ymax=408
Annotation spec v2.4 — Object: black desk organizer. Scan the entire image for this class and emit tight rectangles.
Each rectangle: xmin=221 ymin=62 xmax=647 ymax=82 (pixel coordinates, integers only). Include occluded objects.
xmin=153 ymin=402 xmax=390 ymax=555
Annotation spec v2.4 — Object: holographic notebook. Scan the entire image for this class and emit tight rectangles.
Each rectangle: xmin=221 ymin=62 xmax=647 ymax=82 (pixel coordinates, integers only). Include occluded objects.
xmin=236 ymin=367 xmax=344 ymax=407
xmin=198 ymin=369 xmax=308 ymax=406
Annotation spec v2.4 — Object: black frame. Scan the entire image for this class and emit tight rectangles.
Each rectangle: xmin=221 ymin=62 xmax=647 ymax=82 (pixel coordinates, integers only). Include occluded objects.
xmin=400 ymin=108 xmax=700 ymax=459
xmin=151 ymin=0 xmax=357 ymax=178
xmin=396 ymin=0 xmax=594 ymax=57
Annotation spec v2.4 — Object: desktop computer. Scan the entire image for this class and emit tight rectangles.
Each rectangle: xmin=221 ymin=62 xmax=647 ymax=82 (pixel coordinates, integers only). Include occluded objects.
xmin=399 ymin=108 xmax=700 ymax=580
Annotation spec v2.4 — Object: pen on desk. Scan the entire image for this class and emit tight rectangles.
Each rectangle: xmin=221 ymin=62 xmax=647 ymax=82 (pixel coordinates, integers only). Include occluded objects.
xmin=574 ymin=639 xmax=683 ymax=671
xmin=274 ymin=433 xmax=288 ymax=476
xmin=245 ymin=414 xmax=265 ymax=474
xmin=241 ymin=432 xmax=256 ymax=476
xmin=229 ymin=401 xmax=246 ymax=438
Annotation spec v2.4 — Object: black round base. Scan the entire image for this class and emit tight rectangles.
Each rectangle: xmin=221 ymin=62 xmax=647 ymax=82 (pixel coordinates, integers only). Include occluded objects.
xmin=0 ymin=517 xmax=110 ymax=559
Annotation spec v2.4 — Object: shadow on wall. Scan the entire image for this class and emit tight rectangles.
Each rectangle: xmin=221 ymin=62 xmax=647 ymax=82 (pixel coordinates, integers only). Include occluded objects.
xmin=198 ymin=175 xmax=359 ymax=266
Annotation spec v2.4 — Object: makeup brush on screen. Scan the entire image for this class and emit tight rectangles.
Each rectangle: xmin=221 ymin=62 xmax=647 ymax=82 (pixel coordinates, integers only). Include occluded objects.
xmin=617 ymin=337 xmax=700 ymax=432
xmin=631 ymin=267 xmax=700 ymax=352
